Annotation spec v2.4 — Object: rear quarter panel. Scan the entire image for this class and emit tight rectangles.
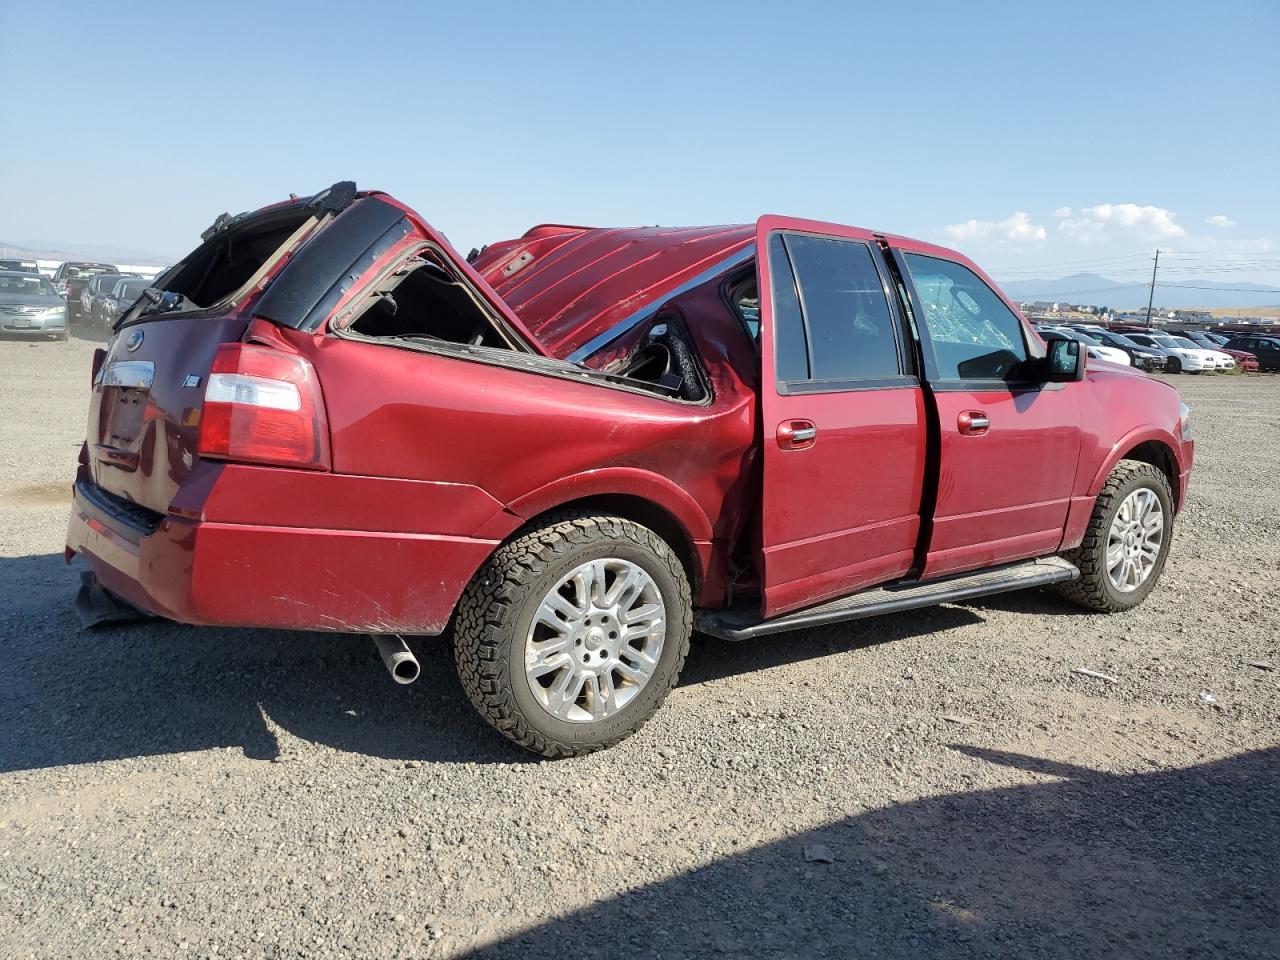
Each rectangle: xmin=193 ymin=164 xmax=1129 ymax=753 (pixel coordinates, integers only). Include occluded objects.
xmin=300 ymin=333 xmax=757 ymax=603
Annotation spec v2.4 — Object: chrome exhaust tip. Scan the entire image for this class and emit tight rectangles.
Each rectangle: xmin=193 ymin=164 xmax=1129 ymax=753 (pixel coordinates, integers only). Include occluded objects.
xmin=373 ymin=634 xmax=420 ymax=684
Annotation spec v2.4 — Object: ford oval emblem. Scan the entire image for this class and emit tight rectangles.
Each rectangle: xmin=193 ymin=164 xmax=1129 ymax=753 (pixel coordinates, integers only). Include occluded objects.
xmin=125 ymin=329 xmax=145 ymax=352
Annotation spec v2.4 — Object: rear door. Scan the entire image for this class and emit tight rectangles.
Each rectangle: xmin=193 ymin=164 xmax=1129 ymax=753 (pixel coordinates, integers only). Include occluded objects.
xmin=890 ymin=243 xmax=1082 ymax=578
xmin=756 ymin=217 xmax=927 ymax=617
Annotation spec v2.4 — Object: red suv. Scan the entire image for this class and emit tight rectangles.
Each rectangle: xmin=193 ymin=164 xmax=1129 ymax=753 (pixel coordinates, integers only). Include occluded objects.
xmin=67 ymin=184 xmax=1194 ymax=756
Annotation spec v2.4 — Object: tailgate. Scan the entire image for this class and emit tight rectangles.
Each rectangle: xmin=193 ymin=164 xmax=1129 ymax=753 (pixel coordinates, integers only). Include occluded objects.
xmin=89 ymin=314 xmax=250 ymax=512
xmin=83 ymin=187 xmax=439 ymax=515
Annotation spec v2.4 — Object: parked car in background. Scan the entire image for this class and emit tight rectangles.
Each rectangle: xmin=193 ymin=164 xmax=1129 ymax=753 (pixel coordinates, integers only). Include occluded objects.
xmin=1125 ymin=332 xmax=1216 ymax=374
xmin=1084 ymin=329 xmax=1168 ymax=371
xmin=1038 ymin=326 xmax=1131 ymax=366
xmin=1166 ymin=334 xmax=1234 ymax=371
xmin=0 ymin=270 xmax=68 ymax=339
xmin=1222 ymin=335 xmax=1280 ymax=371
xmin=66 ymin=184 xmax=1194 ymax=756
xmin=51 ymin=261 xmax=119 ymax=322
xmin=96 ymin=277 xmax=151 ymax=328
xmin=80 ymin=273 xmax=127 ymax=327
xmin=1168 ymin=329 xmax=1258 ymax=371
xmin=0 ymin=259 xmax=41 ymax=274
xmin=1037 ymin=327 xmax=1113 ymax=365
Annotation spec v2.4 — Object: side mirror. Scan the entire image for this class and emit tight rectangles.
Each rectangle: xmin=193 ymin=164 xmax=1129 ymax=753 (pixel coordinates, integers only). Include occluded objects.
xmin=1046 ymin=337 xmax=1086 ymax=382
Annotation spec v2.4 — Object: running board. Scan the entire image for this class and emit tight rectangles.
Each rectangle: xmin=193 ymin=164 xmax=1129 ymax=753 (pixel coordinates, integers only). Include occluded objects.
xmin=696 ymin=557 xmax=1079 ymax=641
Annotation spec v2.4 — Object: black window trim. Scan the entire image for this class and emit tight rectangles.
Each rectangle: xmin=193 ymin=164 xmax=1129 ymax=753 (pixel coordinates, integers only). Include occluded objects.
xmin=721 ymin=265 xmax=762 ymax=350
xmin=780 ymin=374 xmax=921 ymax=396
xmin=770 ymin=229 xmax=917 ymax=395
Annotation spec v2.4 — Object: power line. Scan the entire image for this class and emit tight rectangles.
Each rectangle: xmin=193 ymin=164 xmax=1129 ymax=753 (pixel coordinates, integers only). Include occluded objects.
xmin=1000 ymin=257 xmax=1280 ymax=276
xmin=990 ymin=253 xmax=1152 ymax=275
xmin=1154 ymin=283 xmax=1280 ymax=293
xmin=1006 ymin=282 xmax=1279 ymax=296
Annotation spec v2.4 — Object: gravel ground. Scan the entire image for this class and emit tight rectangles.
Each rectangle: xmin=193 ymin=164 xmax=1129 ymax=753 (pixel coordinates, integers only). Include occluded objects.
xmin=1 ymin=332 xmax=1277 ymax=959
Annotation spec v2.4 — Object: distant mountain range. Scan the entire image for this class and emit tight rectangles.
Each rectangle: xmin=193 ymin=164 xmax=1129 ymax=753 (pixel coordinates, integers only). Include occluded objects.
xmin=0 ymin=239 xmax=176 ymax=267
xmin=996 ymin=272 xmax=1280 ymax=310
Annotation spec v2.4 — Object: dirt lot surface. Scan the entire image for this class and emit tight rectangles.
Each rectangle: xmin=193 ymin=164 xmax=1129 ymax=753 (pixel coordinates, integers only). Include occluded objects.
xmin=1 ymin=332 xmax=1277 ymax=959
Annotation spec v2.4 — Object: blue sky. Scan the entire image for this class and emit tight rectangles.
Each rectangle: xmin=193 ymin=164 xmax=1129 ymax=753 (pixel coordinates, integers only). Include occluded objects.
xmin=2 ymin=0 xmax=1277 ymax=284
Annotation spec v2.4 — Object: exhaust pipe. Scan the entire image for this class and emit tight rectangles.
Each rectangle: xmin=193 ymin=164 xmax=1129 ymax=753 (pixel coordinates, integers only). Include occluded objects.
xmin=373 ymin=635 xmax=420 ymax=685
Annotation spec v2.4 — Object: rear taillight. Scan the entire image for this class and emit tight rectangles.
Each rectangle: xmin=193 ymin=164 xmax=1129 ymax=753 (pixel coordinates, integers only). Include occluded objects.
xmin=197 ymin=343 xmax=330 ymax=470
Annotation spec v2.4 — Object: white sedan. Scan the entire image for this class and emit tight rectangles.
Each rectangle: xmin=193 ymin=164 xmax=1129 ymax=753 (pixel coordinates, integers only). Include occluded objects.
xmin=1075 ymin=332 xmax=1132 ymax=366
xmin=1187 ymin=342 xmax=1236 ymax=370
xmin=1128 ymin=333 xmax=1217 ymax=373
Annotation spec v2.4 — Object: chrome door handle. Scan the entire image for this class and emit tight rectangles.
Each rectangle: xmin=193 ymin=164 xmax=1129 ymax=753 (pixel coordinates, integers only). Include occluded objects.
xmin=958 ymin=410 xmax=990 ymax=435
xmin=777 ymin=419 xmax=817 ymax=450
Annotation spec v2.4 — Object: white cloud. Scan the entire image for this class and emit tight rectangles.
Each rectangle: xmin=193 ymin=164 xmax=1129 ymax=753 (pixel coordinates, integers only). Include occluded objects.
xmin=1051 ymin=206 xmax=1073 ymax=218
xmin=944 ymin=211 xmax=1046 ymax=243
xmin=1058 ymin=203 xmax=1186 ymax=243
xmin=1205 ymin=214 xmax=1236 ymax=227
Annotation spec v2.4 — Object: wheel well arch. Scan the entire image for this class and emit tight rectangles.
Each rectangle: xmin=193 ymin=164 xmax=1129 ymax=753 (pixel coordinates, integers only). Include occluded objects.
xmin=515 ymin=494 xmax=703 ymax=599
xmin=1119 ymin=440 xmax=1181 ymax=508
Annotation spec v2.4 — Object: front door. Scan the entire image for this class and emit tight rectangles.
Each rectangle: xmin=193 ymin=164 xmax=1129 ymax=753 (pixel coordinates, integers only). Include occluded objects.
xmin=756 ymin=217 xmax=927 ymax=617
xmin=891 ymin=243 xmax=1083 ymax=578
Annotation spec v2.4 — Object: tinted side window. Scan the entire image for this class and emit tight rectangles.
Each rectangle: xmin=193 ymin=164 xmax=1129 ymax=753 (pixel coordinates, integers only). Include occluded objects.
xmin=768 ymin=233 xmax=811 ymax=382
xmin=904 ymin=253 xmax=1028 ymax=381
xmin=783 ymin=234 xmax=900 ymax=381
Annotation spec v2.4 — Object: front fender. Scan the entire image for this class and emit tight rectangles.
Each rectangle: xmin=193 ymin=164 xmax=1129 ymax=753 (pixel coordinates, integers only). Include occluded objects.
xmin=1061 ymin=424 xmax=1190 ymax=551
xmin=1085 ymin=425 xmax=1188 ymax=501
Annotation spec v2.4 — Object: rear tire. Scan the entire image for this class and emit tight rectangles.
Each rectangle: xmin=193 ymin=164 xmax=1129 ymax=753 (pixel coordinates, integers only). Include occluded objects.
xmin=453 ymin=512 xmax=692 ymax=757
xmin=1056 ymin=460 xmax=1174 ymax=613
xmin=1165 ymin=357 xmax=1181 ymax=374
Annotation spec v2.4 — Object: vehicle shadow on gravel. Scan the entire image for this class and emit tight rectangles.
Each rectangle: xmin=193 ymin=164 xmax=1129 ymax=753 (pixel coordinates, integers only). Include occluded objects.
xmin=683 ymin=604 xmax=988 ymax=685
xmin=0 ymin=555 xmax=1097 ymax=773
xmin=0 ymin=554 xmax=534 ymax=773
xmin=459 ymin=746 xmax=1279 ymax=959
xmin=957 ymin=581 xmax=1105 ymax=618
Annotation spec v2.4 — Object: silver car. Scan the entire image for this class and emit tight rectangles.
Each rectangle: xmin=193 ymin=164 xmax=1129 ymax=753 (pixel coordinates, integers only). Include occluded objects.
xmin=0 ymin=270 xmax=68 ymax=340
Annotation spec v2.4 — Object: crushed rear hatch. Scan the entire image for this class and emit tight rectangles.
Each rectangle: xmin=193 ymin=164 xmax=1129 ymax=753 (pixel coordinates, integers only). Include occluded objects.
xmin=87 ymin=185 xmax=365 ymax=514
xmin=85 ymin=184 xmax=551 ymax=517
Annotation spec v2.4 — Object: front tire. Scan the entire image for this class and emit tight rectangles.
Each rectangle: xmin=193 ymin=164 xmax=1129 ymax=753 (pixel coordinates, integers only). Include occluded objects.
xmin=453 ymin=512 xmax=692 ymax=757
xmin=1056 ymin=460 xmax=1174 ymax=612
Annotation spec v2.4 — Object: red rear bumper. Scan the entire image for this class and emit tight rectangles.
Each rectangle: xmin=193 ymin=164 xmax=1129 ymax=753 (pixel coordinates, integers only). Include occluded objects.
xmin=66 ymin=473 xmax=505 ymax=635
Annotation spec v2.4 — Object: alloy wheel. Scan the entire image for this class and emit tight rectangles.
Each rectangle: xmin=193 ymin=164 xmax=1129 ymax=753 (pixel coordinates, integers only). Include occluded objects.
xmin=524 ymin=558 xmax=666 ymax=723
xmin=1106 ymin=488 xmax=1165 ymax=592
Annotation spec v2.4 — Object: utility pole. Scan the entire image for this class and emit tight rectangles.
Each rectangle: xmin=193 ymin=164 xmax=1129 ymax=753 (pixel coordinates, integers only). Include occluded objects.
xmin=1144 ymin=249 xmax=1161 ymax=328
